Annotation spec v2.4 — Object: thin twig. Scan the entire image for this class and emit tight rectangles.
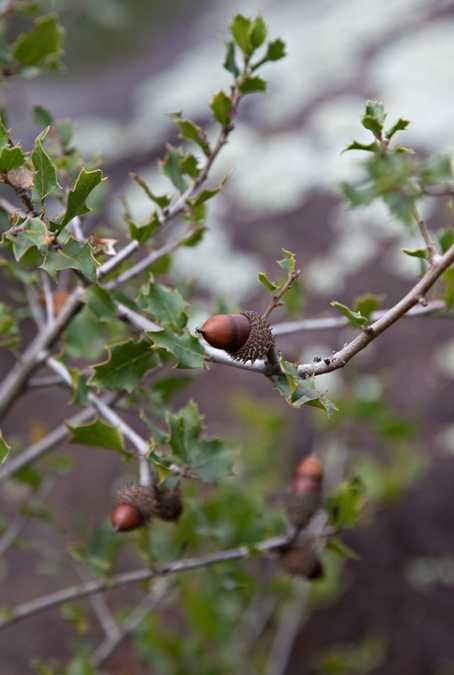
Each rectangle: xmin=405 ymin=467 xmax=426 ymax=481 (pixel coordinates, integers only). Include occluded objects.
xmin=40 ymin=270 xmax=55 ymax=324
xmin=411 ymin=204 xmax=440 ymax=263
xmin=0 ymin=528 xmax=334 ymax=631
xmin=262 ymin=269 xmax=301 ymax=320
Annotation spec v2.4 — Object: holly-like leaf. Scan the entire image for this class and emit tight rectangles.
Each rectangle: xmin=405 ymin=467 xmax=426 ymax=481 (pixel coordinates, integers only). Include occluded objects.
xmin=170 ymin=115 xmax=210 ymax=155
xmin=326 ymin=537 xmax=361 ymax=560
xmin=361 ymin=100 xmax=387 ymax=135
xmin=165 ymin=400 xmax=204 ymax=464
xmin=250 ymin=14 xmax=268 ymax=48
xmin=238 ymin=76 xmax=266 ymax=93
xmin=57 ymin=168 xmax=105 ymax=230
xmin=278 ymin=248 xmax=296 ymax=272
xmin=159 ymin=145 xmax=188 ymax=193
xmin=179 ymin=153 xmax=199 ymax=179
xmin=210 ymin=90 xmax=233 ymax=126
xmin=189 ymin=439 xmax=236 ymax=484
xmin=258 ymin=271 xmax=278 ymax=292
xmin=147 ymin=327 xmax=206 ymax=369
xmin=343 ymin=140 xmax=380 ymax=153
xmin=331 ymin=301 xmax=368 ymax=327
xmin=354 ymin=293 xmax=382 ymax=321
xmin=40 ymin=239 xmax=100 ymax=282
xmin=31 ymin=132 xmax=61 ymax=202
xmin=0 ymin=145 xmax=27 ymax=172
xmin=89 ymin=338 xmax=160 ymax=392
xmin=385 ymin=117 xmax=410 ymax=141
xmin=326 ymin=475 xmax=366 ymax=528
xmin=223 ymin=39 xmax=240 ymax=77
xmin=139 ymin=278 xmax=188 ymax=331
xmin=129 ymin=172 xmax=172 ymax=209
xmin=402 ymin=247 xmax=429 ymax=259
xmin=3 ymin=217 xmax=48 ymax=261
xmin=67 ymin=417 xmax=124 ymax=453
xmin=12 ymin=12 xmax=65 ymax=68
xmin=128 ymin=212 xmax=162 ymax=244
xmin=230 ymin=14 xmax=253 ymax=55
xmin=83 ymin=285 xmax=117 ymax=323
xmin=0 ymin=431 xmax=11 ymax=465
xmin=32 ymin=105 xmax=53 ymax=127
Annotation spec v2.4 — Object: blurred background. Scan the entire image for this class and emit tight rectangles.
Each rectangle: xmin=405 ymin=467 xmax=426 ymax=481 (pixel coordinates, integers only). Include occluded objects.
xmin=2 ymin=0 xmax=454 ymax=673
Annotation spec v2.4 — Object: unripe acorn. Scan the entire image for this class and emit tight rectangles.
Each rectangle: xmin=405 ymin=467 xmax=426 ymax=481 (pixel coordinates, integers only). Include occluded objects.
xmin=279 ymin=542 xmax=324 ymax=580
xmin=197 ymin=311 xmax=274 ymax=364
xmin=283 ymin=453 xmax=323 ymax=530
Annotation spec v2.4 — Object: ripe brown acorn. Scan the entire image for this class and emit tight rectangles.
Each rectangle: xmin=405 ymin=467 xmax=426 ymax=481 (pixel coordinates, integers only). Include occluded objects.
xmin=197 ymin=311 xmax=274 ymax=364
xmin=283 ymin=453 xmax=323 ymax=530
xmin=111 ymin=480 xmax=183 ymax=533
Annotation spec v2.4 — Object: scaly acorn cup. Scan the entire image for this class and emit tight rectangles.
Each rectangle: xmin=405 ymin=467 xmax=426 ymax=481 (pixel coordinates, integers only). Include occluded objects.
xmin=152 ymin=477 xmax=183 ymax=522
xmin=283 ymin=453 xmax=323 ymax=530
xmin=197 ymin=311 xmax=274 ymax=364
xmin=111 ymin=483 xmax=156 ymax=533
xmin=279 ymin=542 xmax=324 ymax=580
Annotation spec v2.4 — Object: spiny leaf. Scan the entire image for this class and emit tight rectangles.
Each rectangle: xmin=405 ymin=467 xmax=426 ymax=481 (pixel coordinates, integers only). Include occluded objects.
xmin=159 ymin=145 xmax=188 ymax=193
xmin=31 ymin=132 xmax=61 ymax=202
xmin=258 ymin=272 xmax=278 ymax=292
xmin=139 ymin=278 xmax=188 ymax=332
xmin=57 ymin=168 xmax=105 ymax=230
xmin=210 ymin=90 xmax=233 ymax=126
xmin=12 ymin=13 xmax=65 ymax=68
xmin=0 ymin=145 xmax=27 ymax=172
xmin=147 ymin=327 xmax=206 ymax=369
xmin=89 ymin=338 xmax=160 ymax=392
xmin=3 ymin=217 xmax=48 ymax=261
xmin=40 ymin=239 xmax=100 ymax=283
xmin=67 ymin=418 xmax=124 ymax=453
xmin=331 ymin=300 xmax=368 ymax=327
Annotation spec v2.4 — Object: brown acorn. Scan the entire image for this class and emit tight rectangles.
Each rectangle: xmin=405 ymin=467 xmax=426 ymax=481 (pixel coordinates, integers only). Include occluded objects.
xmin=197 ymin=311 xmax=274 ymax=364
xmin=279 ymin=542 xmax=324 ymax=580
xmin=111 ymin=483 xmax=156 ymax=533
xmin=152 ymin=479 xmax=183 ymax=522
xmin=283 ymin=453 xmax=323 ymax=530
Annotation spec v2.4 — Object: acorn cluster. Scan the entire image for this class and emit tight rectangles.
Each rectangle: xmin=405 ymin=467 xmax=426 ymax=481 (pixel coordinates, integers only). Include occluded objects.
xmin=197 ymin=311 xmax=274 ymax=363
xmin=278 ymin=453 xmax=325 ymax=580
xmin=111 ymin=478 xmax=182 ymax=533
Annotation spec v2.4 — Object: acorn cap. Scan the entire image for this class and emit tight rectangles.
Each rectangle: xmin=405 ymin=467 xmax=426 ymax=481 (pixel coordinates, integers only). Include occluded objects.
xmin=113 ymin=483 xmax=156 ymax=528
xmin=292 ymin=453 xmax=323 ymax=493
xmin=153 ymin=481 xmax=183 ymax=522
xmin=230 ymin=311 xmax=274 ymax=364
xmin=279 ymin=542 xmax=324 ymax=580
xmin=283 ymin=489 xmax=322 ymax=529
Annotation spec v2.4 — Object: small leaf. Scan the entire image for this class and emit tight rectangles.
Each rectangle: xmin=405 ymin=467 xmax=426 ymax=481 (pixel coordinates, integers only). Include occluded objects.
xmin=385 ymin=117 xmax=410 ymax=140
xmin=159 ymin=145 xmax=188 ymax=193
xmin=172 ymin=117 xmax=210 ymax=155
xmin=402 ymin=247 xmax=429 ymax=259
xmin=58 ymin=168 xmax=105 ymax=230
xmin=3 ymin=217 xmax=48 ymax=261
xmin=326 ymin=475 xmax=366 ymax=528
xmin=129 ymin=172 xmax=172 ymax=209
xmin=258 ymin=271 xmax=278 ymax=292
xmin=0 ymin=431 xmax=11 ymax=465
xmin=343 ymin=140 xmax=380 ymax=153
xmin=147 ymin=327 xmax=206 ymax=369
xmin=128 ymin=211 xmax=162 ymax=244
xmin=32 ymin=105 xmax=53 ymax=127
xmin=223 ymin=39 xmax=240 ymax=77
xmin=354 ymin=293 xmax=382 ymax=321
xmin=326 ymin=537 xmax=361 ymax=560
xmin=190 ymin=186 xmax=221 ymax=207
xmin=362 ymin=100 xmax=387 ymax=135
xmin=278 ymin=248 xmax=296 ymax=271
xmin=179 ymin=225 xmax=207 ymax=247
xmin=12 ymin=13 xmax=65 ymax=68
xmin=0 ymin=145 xmax=27 ymax=171
xmin=438 ymin=229 xmax=454 ymax=254
xmin=190 ymin=439 xmax=236 ymax=484
xmin=230 ymin=13 xmax=253 ymax=55
xmin=331 ymin=300 xmax=368 ymax=327
xmin=83 ymin=285 xmax=117 ymax=323
xmin=89 ymin=338 xmax=160 ymax=392
xmin=139 ymin=278 xmax=188 ymax=331
xmin=250 ymin=14 xmax=268 ymax=48
xmin=180 ymin=153 xmax=199 ymax=179
xmin=210 ymin=90 xmax=233 ymax=126
xmin=31 ymin=132 xmax=61 ymax=202
xmin=238 ymin=76 xmax=267 ymax=93
xmin=67 ymin=417 xmax=124 ymax=453
xmin=40 ymin=239 xmax=100 ymax=283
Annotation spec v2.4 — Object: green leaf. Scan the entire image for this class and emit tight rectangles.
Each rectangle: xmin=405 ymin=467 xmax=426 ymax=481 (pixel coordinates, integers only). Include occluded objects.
xmin=331 ymin=301 xmax=368 ymax=327
xmin=90 ymin=338 xmax=160 ymax=392
xmin=326 ymin=475 xmax=366 ymax=528
xmin=354 ymin=293 xmax=382 ymax=321
xmin=3 ymin=217 xmax=48 ymax=261
xmin=438 ymin=229 xmax=454 ymax=254
xmin=385 ymin=117 xmax=410 ymax=140
xmin=210 ymin=90 xmax=233 ymax=126
xmin=223 ymin=39 xmax=240 ymax=77
xmin=179 ymin=153 xmax=199 ymax=179
xmin=258 ymin=271 xmax=278 ymax=292
xmin=31 ymin=133 xmax=61 ymax=202
xmin=189 ymin=186 xmax=220 ymax=207
xmin=0 ymin=431 xmax=11 ymax=465
xmin=0 ymin=145 xmax=27 ymax=171
xmin=57 ymin=168 xmax=105 ymax=230
xmin=402 ymin=247 xmax=429 ymax=259
xmin=165 ymin=400 xmax=203 ymax=464
xmin=190 ymin=439 xmax=236 ymax=483
xmin=278 ymin=248 xmax=296 ymax=272
xmin=159 ymin=145 xmax=188 ymax=193
xmin=171 ymin=116 xmax=210 ymax=155
xmin=63 ymin=308 xmax=106 ymax=361
xmin=343 ymin=140 xmax=380 ymax=153
xmin=250 ymin=14 xmax=268 ymax=48
xmin=420 ymin=154 xmax=453 ymax=185
xmin=83 ymin=285 xmax=117 ymax=322
xmin=12 ymin=13 xmax=65 ymax=68
xmin=32 ymin=105 xmax=53 ymax=127
xmin=442 ymin=267 xmax=454 ymax=308
xmin=304 ymin=395 xmax=338 ymax=419
xmin=139 ymin=278 xmax=188 ymax=331
xmin=179 ymin=225 xmax=207 ymax=247
xmin=129 ymin=172 xmax=172 ymax=209
xmin=326 ymin=537 xmax=361 ymax=560
xmin=40 ymin=239 xmax=100 ymax=283
xmin=230 ymin=14 xmax=253 ymax=55
xmin=147 ymin=327 xmax=206 ymax=369
xmin=128 ymin=211 xmax=162 ymax=244
xmin=238 ymin=76 xmax=267 ymax=93
xmin=0 ymin=301 xmax=18 ymax=347
xmin=67 ymin=417 xmax=124 ymax=453
xmin=361 ymin=100 xmax=387 ymax=135
xmin=263 ymin=37 xmax=286 ymax=62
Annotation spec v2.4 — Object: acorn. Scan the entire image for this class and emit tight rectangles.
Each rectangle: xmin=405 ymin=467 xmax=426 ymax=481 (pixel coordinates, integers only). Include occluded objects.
xmin=111 ymin=483 xmax=156 ymax=533
xmin=279 ymin=542 xmax=324 ymax=580
xmin=283 ymin=453 xmax=323 ymax=530
xmin=152 ymin=479 xmax=183 ymax=522
xmin=196 ymin=311 xmax=274 ymax=364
